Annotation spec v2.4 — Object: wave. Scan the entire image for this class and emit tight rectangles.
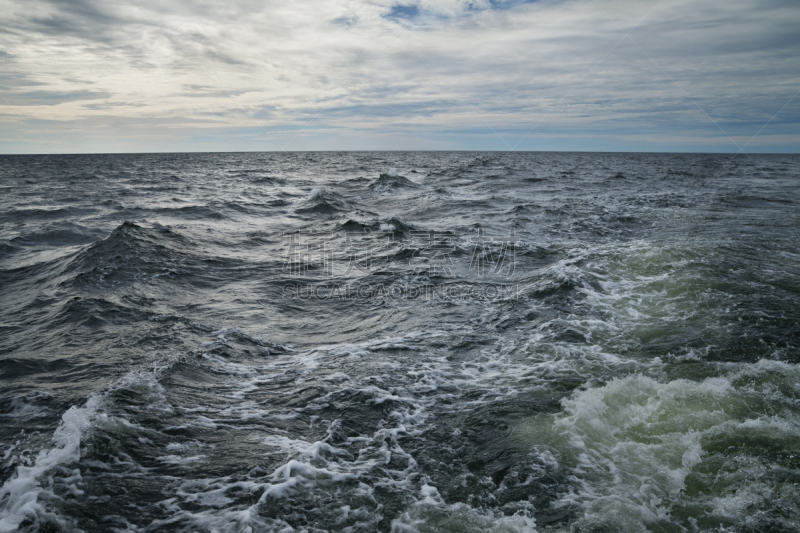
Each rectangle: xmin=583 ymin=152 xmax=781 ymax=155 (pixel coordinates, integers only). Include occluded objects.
xmin=2 ymin=207 xmax=89 ymax=220
xmin=295 ymin=187 xmax=351 ymax=214
xmin=59 ymin=221 xmax=193 ymax=289
xmin=0 ymin=394 xmax=102 ymax=532
xmin=717 ymin=194 xmax=793 ymax=208
xmin=547 ymin=361 xmax=800 ymax=532
xmin=9 ymin=222 xmax=102 ymax=247
xmin=336 ymin=215 xmax=417 ymax=236
xmin=368 ymin=171 xmax=420 ymax=193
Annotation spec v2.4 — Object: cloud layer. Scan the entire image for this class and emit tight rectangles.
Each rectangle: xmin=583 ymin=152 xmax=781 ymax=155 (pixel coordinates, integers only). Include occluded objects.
xmin=1 ymin=0 xmax=798 ymax=152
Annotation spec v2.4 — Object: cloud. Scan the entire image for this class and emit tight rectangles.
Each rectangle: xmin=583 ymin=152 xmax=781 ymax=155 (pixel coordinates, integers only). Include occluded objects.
xmin=0 ymin=0 xmax=798 ymax=152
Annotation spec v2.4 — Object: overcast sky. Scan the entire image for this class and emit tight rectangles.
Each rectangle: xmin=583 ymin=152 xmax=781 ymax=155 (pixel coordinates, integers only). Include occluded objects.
xmin=0 ymin=0 xmax=798 ymax=153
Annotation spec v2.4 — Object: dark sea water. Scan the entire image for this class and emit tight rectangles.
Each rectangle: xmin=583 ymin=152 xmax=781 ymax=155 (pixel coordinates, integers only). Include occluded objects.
xmin=1 ymin=152 xmax=799 ymax=533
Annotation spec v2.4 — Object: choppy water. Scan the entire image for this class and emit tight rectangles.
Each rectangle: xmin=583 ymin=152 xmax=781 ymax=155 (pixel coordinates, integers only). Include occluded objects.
xmin=1 ymin=152 xmax=799 ymax=533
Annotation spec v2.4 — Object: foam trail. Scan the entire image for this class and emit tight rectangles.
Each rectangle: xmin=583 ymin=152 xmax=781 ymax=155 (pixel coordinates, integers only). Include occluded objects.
xmin=549 ymin=361 xmax=800 ymax=532
xmin=0 ymin=396 xmax=102 ymax=532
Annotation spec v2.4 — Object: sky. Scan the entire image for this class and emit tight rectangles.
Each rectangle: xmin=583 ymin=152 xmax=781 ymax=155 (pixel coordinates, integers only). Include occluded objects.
xmin=0 ymin=0 xmax=798 ymax=153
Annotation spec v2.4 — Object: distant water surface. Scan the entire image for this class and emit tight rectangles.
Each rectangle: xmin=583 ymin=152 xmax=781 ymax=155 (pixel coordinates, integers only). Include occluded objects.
xmin=1 ymin=152 xmax=799 ymax=532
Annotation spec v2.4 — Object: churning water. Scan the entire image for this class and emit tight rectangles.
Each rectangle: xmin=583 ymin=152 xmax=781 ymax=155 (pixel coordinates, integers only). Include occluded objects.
xmin=0 ymin=152 xmax=798 ymax=532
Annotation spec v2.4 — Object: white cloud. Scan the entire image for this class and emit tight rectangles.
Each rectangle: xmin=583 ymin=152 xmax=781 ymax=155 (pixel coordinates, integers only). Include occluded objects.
xmin=0 ymin=0 xmax=798 ymax=152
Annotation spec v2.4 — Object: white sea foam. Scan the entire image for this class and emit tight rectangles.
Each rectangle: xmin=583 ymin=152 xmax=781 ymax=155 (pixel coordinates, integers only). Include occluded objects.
xmin=157 ymin=454 xmax=207 ymax=465
xmin=546 ymin=362 xmax=800 ymax=532
xmin=0 ymin=361 xmax=177 ymax=531
xmin=0 ymin=395 xmax=102 ymax=532
xmin=0 ymin=392 xmax=52 ymax=420
xmin=391 ymin=484 xmax=538 ymax=533
xmin=307 ymin=187 xmax=325 ymax=200
xmin=3 ymin=260 xmax=795 ymax=533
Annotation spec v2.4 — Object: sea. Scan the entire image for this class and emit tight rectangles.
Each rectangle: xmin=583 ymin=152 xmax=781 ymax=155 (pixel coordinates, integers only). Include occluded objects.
xmin=0 ymin=152 xmax=798 ymax=533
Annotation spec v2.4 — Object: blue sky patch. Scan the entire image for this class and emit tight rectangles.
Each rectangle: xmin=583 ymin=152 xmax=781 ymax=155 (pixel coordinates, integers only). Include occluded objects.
xmin=385 ymin=4 xmax=420 ymax=20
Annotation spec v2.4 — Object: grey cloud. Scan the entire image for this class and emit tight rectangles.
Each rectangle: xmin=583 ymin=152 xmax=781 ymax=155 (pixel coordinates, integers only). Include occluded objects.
xmin=0 ymin=0 xmax=797 ymax=152
xmin=27 ymin=0 xmax=135 ymax=43
xmin=331 ymin=15 xmax=359 ymax=27
xmin=7 ymin=89 xmax=106 ymax=106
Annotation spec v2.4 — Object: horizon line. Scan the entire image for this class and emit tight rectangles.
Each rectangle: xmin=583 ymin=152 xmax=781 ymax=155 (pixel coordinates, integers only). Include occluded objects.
xmin=2 ymin=149 xmax=799 ymax=156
